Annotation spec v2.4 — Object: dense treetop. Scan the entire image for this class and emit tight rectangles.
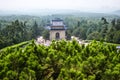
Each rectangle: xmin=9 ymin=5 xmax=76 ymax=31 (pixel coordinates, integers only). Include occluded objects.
xmin=0 ymin=13 xmax=120 ymax=80
xmin=0 ymin=15 xmax=120 ymax=49
xmin=0 ymin=40 xmax=120 ymax=80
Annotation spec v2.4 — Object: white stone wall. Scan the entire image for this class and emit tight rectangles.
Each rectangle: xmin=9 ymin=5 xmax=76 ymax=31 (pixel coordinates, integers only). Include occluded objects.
xmin=50 ymin=30 xmax=65 ymax=40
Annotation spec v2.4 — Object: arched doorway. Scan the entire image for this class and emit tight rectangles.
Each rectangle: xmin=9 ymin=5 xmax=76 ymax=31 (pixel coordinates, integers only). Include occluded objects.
xmin=56 ymin=32 xmax=60 ymax=40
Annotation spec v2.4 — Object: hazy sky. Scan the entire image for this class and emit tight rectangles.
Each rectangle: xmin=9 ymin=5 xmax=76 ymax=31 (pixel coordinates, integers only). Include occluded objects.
xmin=0 ymin=0 xmax=120 ymax=12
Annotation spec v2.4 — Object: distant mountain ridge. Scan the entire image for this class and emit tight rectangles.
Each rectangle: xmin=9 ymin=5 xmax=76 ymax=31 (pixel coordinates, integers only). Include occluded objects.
xmin=0 ymin=9 xmax=120 ymax=17
xmin=112 ymin=10 xmax=120 ymax=16
xmin=114 ymin=10 xmax=120 ymax=13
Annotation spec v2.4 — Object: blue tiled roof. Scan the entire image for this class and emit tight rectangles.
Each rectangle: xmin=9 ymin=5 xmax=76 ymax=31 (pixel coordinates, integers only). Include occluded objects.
xmin=48 ymin=18 xmax=67 ymax=30
xmin=52 ymin=18 xmax=63 ymax=22
xmin=52 ymin=20 xmax=63 ymax=22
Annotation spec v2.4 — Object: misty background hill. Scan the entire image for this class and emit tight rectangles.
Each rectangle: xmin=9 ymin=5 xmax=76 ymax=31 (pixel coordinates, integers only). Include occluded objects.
xmin=112 ymin=10 xmax=120 ymax=16
xmin=0 ymin=9 xmax=120 ymax=17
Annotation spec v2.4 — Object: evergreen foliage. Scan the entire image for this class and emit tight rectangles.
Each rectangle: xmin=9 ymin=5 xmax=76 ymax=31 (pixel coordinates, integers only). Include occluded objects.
xmin=0 ymin=40 xmax=119 ymax=80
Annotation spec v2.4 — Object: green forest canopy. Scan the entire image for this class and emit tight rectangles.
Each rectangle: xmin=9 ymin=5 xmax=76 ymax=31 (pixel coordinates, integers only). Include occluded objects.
xmin=0 ymin=14 xmax=120 ymax=79
xmin=0 ymin=15 xmax=120 ymax=49
xmin=0 ymin=40 xmax=120 ymax=80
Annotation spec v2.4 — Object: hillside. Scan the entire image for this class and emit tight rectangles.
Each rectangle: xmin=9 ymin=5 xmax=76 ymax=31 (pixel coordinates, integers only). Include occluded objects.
xmin=112 ymin=10 xmax=120 ymax=16
xmin=0 ymin=9 xmax=120 ymax=17
xmin=0 ymin=40 xmax=120 ymax=80
xmin=0 ymin=14 xmax=120 ymax=49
